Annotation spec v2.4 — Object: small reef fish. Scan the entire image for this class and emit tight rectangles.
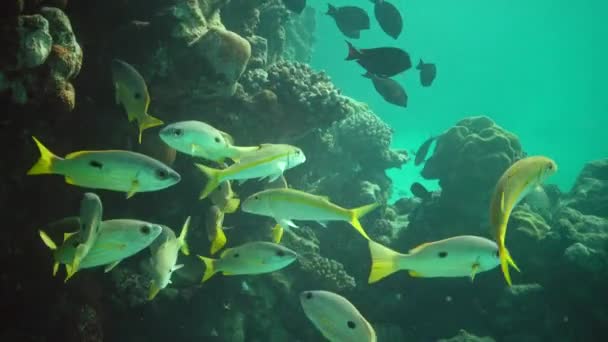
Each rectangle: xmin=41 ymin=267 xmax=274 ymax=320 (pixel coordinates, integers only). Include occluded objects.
xmin=241 ymin=188 xmax=379 ymax=240
xmin=414 ymin=136 xmax=436 ymax=166
xmin=159 ymin=120 xmax=259 ymax=163
xmin=372 ymin=0 xmax=403 ymax=40
xmin=66 ymin=192 xmax=103 ymax=281
xmin=210 ymin=181 xmax=240 ymax=214
xmin=195 ymin=143 xmax=306 ymax=199
xmin=282 ymin=0 xmax=306 ymax=14
xmin=362 ymin=72 xmax=407 ymax=108
xmin=489 ymin=156 xmax=557 ymax=286
xmin=327 ymin=4 xmax=370 ymax=39
xmin=410 ymin=182 xmax=431 ymax=201
xmin=148 ymin=217 xmax=190 ymax=300
xmin=345 ymin=41 xmax=411 ymax=78
xmin=111 ymin=59 xmax=164 ymax=143
xmin=39 ymin=218 xmax=163 ymax=280
xmin=417 ymin=59 xmax=437 ymax=87
xmin=27 ymin=136 xmax=181 ymax=198
xmin=206 ymin=205 xmax=228 ymax=255
xmin=367 ymin=235 xmax=500 ymax=283
xmin=197 ymin=241 xmax=297 ymax=282
xmin=300 ymin=290 xmax=377 ymax=342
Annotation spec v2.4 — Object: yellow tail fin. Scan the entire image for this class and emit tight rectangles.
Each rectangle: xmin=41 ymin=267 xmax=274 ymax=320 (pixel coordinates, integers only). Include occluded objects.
xmin=223 ymin=198 xmax=240 ymax=214
xmin=195 ymin=163 xmax=223 ymax=199
xmin=368 ymin=240 xmax=402 ymax=284
xmin=349 ymin=203 xmax=380 ymax=240
xmin=137 ymin=113 xmax=164 ymax=144
xmin=198 ymin=255 xmax=218 ymax=283
xmin=499 ymin=244 xmax=521 ymax=286
xmin=148 ymin=280 xmax=161 ymax=300
xmin=27 ymin=137 xmax=61 ymax=175
xmin=210 ymin=227 xmax=227 ymax=255
xmin=178 ymin=216 xmax=191 ymax=256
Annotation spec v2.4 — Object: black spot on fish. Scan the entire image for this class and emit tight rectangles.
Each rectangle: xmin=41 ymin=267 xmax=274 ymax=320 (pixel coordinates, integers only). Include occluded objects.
xmin=89 ymin=160 xmax=103 ymax=169
xmin=156 ymin=169 xmax=168 ymax=179
xmin=276 ymin=250 xmax=285 ymax=257
xmin=347 ymin=321 xmax=356 ymax=329
xmin=234 ymin=253 xmax=240 ymax=258
xmin=305 ymin=292 xmax=313 ymax=299
xmin=214 ymin=137 xmax=221 ymax=143
xmin=438 ymin=251 xmax=448 ymax=258
xmin=134 ymin=92 xmax=142 ymax=100
xmin=140 ymin=225 xmax=151 ymax=235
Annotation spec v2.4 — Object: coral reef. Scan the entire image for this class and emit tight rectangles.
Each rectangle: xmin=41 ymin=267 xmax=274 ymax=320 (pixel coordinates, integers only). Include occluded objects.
xmin=0 ymin=5 xmax=81 ymax=112
xmin=562 ymin=158 xmax=608 ymax=217
xmin=422 ymin=115 xmax=524 ymax=223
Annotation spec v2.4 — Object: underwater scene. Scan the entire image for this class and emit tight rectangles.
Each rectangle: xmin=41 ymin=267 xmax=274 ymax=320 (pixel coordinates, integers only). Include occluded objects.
xmin=1 ymin=0 xmax=607 ymax=341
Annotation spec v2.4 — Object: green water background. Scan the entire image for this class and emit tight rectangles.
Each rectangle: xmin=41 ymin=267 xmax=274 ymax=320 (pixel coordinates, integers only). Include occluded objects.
xmin=308 ymin=0 xmax=607 ymax=201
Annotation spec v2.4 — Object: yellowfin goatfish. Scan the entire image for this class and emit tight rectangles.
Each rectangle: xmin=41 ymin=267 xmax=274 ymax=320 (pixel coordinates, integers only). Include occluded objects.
xmin=39 ymin=218 xmax=162 ymax=281
xmin=210 ymin=181 xmax=240 ymax=214
xmin=159 ymin=121 xmax=259 ymax=163
xmin=66 ymin=192 xmax=103 ymax=281
xmin=195 ymin=144 xmax=306 ymax=199
xmin=368 ymin=235 xmax=500 ymax=284
xmin=27 ymin=136 xmax=181 ymax=198
xmin=206 ymin=205 xmax=228 ymax=255
xmin=197 ymin=241 xmax=297 ymax=282
xmin=489 ymin=156 xmax=557 ymax=286
xmin=111 ymin=59 xmax=164 ymax=143
xmin=241 ymin=188 xmax=379 ymax=240
xmin=300 ymin=290 xmax=377 ymax=342
xmin=147 ymin=217 xmax=190 ymax=300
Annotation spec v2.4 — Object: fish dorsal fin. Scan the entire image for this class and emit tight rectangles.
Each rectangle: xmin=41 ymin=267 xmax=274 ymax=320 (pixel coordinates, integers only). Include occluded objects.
xmin=408 ymin=242 xmax=430 ymax=254
xmin=63 ymin=231 xmax=78 ymax=242
xmin=220 ymin=247 xmax=233 ymax=258
xmin=65 ymin=151 xmax=88 ymax=159
xmin=220 ymin=131 xmax=234 ymax=145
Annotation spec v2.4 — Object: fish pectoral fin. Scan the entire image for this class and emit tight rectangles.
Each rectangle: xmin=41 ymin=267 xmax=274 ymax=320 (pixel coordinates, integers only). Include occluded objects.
xmin=104 ymin=260 xmax=122 ymax=273
xmin=278 ymin=218 xmax=298 ymax=228
xmin=408 ymin=270 xmax=424 ymax=278
xmin=126 ymin=180 xmax=139 ymax=199
xmin=63 ymin=231 xmax=78 ymax=242
xmin=271 ymin=224 xmax=284 ymax=244
xmin=317 ymin=221 xmax=329 ymax=228
xmin=191 ymin=144 xmax=203 ymax=155
xmin=470 ymin=263 xmax=480 ymax=282
xmin=266 ymin=173 xmax=282 ymax=183
xmin=65 ymin=176 xmax=76 ymax=185
xmin=172 ymin=264 xmax=185 ymax=272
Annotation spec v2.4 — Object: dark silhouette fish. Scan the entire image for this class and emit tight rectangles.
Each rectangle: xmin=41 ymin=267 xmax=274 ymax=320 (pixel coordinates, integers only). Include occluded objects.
xmin=414 ymin=136 xmax=436 ymax=166
xmin=410 ymin=182 xmax=431 ymax=201
xmin=327 ymin=4 xmax=370 ymax=39
xmin=282 ymin=0 xmax=306 ymax=14
xmin=417 ymin=59 xmax=437 ymax=87
xmin=372 ymin=0 xmax=403 ymax=39
xmin=345 ymin=41 xmax=411 ymax=77
xmin=362 ymin=72 xmax=407 ymax=108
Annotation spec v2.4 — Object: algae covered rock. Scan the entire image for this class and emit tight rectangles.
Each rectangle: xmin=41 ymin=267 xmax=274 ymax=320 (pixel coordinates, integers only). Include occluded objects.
xmin=563 ymin=158 xmax=608 ymax=218
xmin=422 ymin=115 xmax=523 ymax=221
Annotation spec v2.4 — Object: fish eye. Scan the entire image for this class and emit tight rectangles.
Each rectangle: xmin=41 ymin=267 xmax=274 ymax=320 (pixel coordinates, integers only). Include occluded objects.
xmin=305 ymin=292 xmax=313 ymax=300
xmin=547 ymin=163 xmax=554 ymax=170
xmin=276 ymin=250 xmax=285 ymax=257
xmin=134 ymin=92 xmax=142 ymax=100
xmin=214 ymin=137 xmax=221 ymax=143
xmin=140 ymin=225 xmax=151 ymax=235
xmin=156 ymin=169 xmax=168 ymax=179
xmin=173 ymin=128 xmax=183 ymax=136
xmin=295 ymin=150 xmax=300 ymax=155
xmin=347 ymin=321 xmax=356 ymax=329
xmin=254 ymin=196 xmax=259 ymax=200
xmin=233 ymin=253 xmax=240 ymax=258
xmin=438 ymin=251 xmax=448 ymax=258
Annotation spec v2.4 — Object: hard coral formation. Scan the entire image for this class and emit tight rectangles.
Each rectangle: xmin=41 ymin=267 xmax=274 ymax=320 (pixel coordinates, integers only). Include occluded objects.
xmin=422 ymin=115 xmax=524 ymax=221
xmin=1 ymin=6 xmax=81 ymax=112
xmin=563 ymin=158 xmax=608 ymax=217
xmin=299 ymin=253 xmax=356 ymax=291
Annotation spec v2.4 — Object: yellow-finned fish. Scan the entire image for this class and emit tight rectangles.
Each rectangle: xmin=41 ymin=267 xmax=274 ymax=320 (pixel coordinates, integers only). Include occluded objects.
xmin=159 ymin=120 xmax=259 ymax=163
xmin=111 ymin=59 xmax=164 ymax=143
xmin=147 ymin=217 xmax=190 ymax=300
xmin=367 ymin=235 xmax=500 ymax=284
xmin=241 ymin=188 xmax=379 ymax=240
xmin=39 ymin=218 xmax=163 ymax=281
xmin=27 ymin=136 xmax=181 ymax=198
xmin=205 ymin=205 xmax=227 ymax=255
xmin=489 ymin=156 xmax=557 ymax=286
xmin=210 ymin=181 xmax=240 ymax=214
xmin=197 ymin=241 xmax=297 ymax=282
xmin=195 ymin=144 xmax=306 ymax=199
xmin=66 ymin=192 xmax=103 ymax=281
xmin=300 ymin=290 xmax=377 ymax=342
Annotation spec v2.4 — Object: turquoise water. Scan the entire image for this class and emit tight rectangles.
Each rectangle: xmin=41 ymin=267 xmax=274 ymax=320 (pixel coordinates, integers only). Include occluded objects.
xmin=310 ymin=0 xmax=608 ymax=200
